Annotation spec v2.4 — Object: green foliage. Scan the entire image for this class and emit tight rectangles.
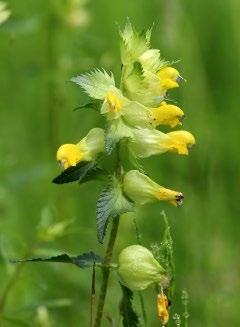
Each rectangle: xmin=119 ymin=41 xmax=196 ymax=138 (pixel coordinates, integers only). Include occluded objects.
xmin=73 ymin=99 xmax=101 ymax=112
xmin=52 ymin=161 xmax=105 ymax=184
xmin=12 ymin=251 xmax=102 ymax=269
xmin=120 ymin=284 xmax=139 ymax=327
xmin=96 ymin=177 xmax=134 ymax=243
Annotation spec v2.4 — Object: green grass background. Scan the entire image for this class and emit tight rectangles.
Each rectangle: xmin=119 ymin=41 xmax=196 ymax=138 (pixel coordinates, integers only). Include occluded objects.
xmin=0 ymin=0 xmax=240 ymax=326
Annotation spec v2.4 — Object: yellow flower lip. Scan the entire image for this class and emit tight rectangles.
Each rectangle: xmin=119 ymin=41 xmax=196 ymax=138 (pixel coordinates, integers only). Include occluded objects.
xmin=158 ymin=66 xmax=183 ymax=90
xmin=151 ymin=103 xmax=185 ymax=128
xmin=166 ymin=130 xmax=196 ymax=155
xmin=56 ymin=144 xmax=82 ymax=170
xmin=155 ymin=187 xmax=184 ymax=206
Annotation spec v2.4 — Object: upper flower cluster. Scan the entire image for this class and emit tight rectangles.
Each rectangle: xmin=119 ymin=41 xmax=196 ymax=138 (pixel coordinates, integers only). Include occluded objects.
xmin=56 ymin=19 xmax=195 ymax=208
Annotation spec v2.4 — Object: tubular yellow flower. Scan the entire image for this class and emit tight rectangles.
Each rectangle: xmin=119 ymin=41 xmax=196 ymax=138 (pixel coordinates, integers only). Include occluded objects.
xmin=166 ymin=130 xmax=196 ymax=155
xmin=56 ymin=128 xmax=105 ymax=170
xmin=118 ymin=245 xmax=167 ymax=291
xmin=129 ymin=128 xmax=195 ymax=158
xmin=123 ymin=170 xmax=184 ymax=207
xmin=151 ymin=102 xmax=185 ymax=128
xmin=157 ymin=293 xmax=169 ymax=325
xmin=158 ymin=66 xmax=184 ymax=91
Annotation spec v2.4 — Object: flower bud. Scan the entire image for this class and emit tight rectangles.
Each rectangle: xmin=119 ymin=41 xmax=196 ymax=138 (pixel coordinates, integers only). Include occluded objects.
xmin=118 ymin=245 xmax=167 ymax=291
xmin=123 ymin=170 xmax=184 ymax=207
xmin=56 ymin=128 xmax=105 ymax=169
xmin=151 ymin=102 xmax=184 ymax=128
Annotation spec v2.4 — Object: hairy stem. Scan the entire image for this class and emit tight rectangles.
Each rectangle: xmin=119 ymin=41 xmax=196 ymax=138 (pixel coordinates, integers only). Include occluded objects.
xmin=94 ymin=216 xmax=120 ymax=327
xmin=94 ymin=66 xmax=126 ymax=327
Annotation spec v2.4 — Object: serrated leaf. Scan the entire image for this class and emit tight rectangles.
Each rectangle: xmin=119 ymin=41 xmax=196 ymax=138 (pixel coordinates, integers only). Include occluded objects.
xmin=73 ymin=99 xmax=101 ymax=112
xmin=52 ymin=161 xmax=104 ymax=184
xmin=120 ymin=284 xmax=139 ymax=327
xmin=71 ymin=69 xmax=115 ymax=99
xmin=12 ymin=251 xmax=102 ymax=269
xmin=72 ymin=251 xmax=102 ymax=268
xmin=96 ymin=177 xmax=134 ymax=243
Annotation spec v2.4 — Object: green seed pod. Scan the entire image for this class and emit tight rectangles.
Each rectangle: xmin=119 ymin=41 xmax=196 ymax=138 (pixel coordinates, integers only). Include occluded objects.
xmin=118 ymin=245 xmax=168 ymax=291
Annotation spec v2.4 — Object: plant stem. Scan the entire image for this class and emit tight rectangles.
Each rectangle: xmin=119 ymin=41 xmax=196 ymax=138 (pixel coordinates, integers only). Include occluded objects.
xmin=133 ymin=217 xmax=147 ymax=326
xmin=0 ymin=263 xmax=25 ymax=315
xmin=94 ymin=65 xmax=126 ymax=327
xmin=94 ymin=216 xmax=120 ymax=327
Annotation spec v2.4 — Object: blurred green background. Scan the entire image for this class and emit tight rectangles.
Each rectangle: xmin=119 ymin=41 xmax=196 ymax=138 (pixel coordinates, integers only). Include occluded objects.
xmin=0 ymin=0 xmax=240 ymax=326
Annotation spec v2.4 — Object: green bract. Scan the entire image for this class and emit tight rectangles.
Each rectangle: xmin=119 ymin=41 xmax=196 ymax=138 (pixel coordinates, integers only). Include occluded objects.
xmin=118 ymin=245 xmax=166 ymax=291
xmin=71 ymin=69 xmax=115 ymax=99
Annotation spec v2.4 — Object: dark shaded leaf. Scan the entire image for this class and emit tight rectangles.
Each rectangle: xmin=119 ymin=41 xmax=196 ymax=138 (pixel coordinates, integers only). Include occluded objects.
xmin=52 ymin=161 xmax=104 ymax=184
xmin=12 ymin=251 xmax=102 ymax=269
xmin=96 ymin=177 xmax=134 ymax=243
xmin=72 ymin=251 xmax=102 ymax=268
xmin=120 ymin=285 xmax=139 ymax=327
xmin=73 ymin=99 xmax=101 ymax=112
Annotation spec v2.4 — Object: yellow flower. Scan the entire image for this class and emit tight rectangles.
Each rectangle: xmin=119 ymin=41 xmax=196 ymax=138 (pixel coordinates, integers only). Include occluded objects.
xmin=151 ymin=102 xmax=185 ymax=128
xmin=158 ymin=66 xmax=184 ymax=91
xmin=57 ymin=144 xmax=82 ymax=170
xmin=56 ymin=128 xmax=105 ymax=170
xmin=129 ymin=128 xmax=195 ymax=158
xmin=106 ymin=91 xmax=123 ymax=113
xmin=123 ymin=170 xmax=184 ymax=207
xmin=166 ymin=130 xmax=196 ymax=155
xmin=157 ymin=293 xmax=169 ymax=325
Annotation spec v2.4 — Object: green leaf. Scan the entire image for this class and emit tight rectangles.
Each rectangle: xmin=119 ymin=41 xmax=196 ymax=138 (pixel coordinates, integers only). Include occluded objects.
xmin=52 ymin=161 xmax=104 ymax=184
xmin=120 ymin=284 xmax=139 ymax=327
xmin=12 ymin=251 xmax=102 ymax=269
xmin=96 ymin=177 xmax=135 ymax=243
xmin=73 ymin=99 xmax=101 ymax=112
